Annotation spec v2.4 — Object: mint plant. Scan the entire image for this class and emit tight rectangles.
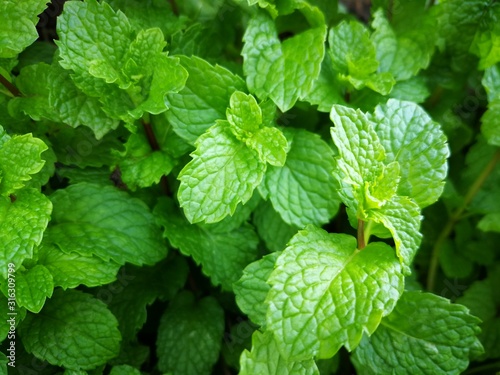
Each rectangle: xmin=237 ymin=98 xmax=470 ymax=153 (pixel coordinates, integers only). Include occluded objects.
xmin=0 ymin=0 xmax=499 ymax=374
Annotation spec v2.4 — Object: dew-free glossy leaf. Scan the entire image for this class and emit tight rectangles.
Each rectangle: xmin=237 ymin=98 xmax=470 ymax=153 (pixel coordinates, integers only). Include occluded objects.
xmin=47 ymin=183 xmax=166 ymax=266
xmin=240 ymin=331 xmax=320 ymax=375
xmin=14 ymin=265 xmax=53 ymax=314
xmin=262 ymin=129 xmax=340 ymax=227
xmin=20 ymin=289 xmax=121 ymax=370
xmin=266 ymin=226 xmax=404 ymax=360
xmin=352 ymin=291 xmax=483 ymax=375
xmin=177 ymin=121 xmax=266 ymax=224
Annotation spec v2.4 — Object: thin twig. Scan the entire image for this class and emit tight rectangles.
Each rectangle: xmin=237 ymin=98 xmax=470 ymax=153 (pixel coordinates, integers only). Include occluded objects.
xmin=357 ymin=219 xmax=366 ymax=249
xmin=0 ymin=74 xmax=21 ymax=97
xmin=168 ymin=0 xmax=179 ymax=16
xmin=426 ymin=150 xmax=500 ymax=291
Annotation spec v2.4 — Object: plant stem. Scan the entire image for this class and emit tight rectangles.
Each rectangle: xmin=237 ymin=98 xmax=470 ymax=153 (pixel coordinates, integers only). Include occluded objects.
xmin=141 ymin=118 xmax=171 ymax=196
xmin=0 ymin=73 xmax=21 ymax=97
xmin=168 ymin=0 xmax=179 ymax=16
xmin=357 ymin=219 xmax=366 ymax=249
xmin=426 ymin=149 xmax=500 ymax=291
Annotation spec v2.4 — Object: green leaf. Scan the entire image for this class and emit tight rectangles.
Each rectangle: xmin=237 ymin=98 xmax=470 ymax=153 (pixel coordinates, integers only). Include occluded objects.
xmin=165 ymin=55 xmax=246 ymax=144
xmin=371 ymin=6 xmax=436 ymax=81
xmin=0 ymin=188 xmax=52 ymax=279
xmin=227 ymin=91 xmax=262 ymax=137
xmin=155 ymin=198 xmax=259 ymax=291
xmin=109 ymin=365 xmax=141 ymax=375
xmin=242 ymin=6 xmax=326 ymax=111
xmin=0 ymin=131 xmax=48 ymax=196
xmin=478 ymin=212 xmax=500 ymax=232
xmin=104 ymin=258 xmax=188 ymax=341
xmin=352 ymin=291 xmax=483 ymax=375
xmin=253 ymin=201 xmax=299 ymax=252
xmin=20 ymin=289 xmax=121 ymax=370
xmin=0 ymin=0 xmax=49 ymax=58
xmin=483 ymin=64 xmax=500 ymax=102
xmin=177 ymin=121 xmax=266 ymax=223
xmin=234 ymin=252 xmax=279 ymax=326
xmin=368 ymin=195 xmax=422 ymax=272
xmin=328 ymin=20 xmax=395 ymax=95
xmin=240 ymin=330 xmax=320 ymax=375
xmin=47 ymin=183 xmax=166 ymax=266
xmin=38 ymin=242 xmax=121 ymax=290
xmin=481 ymin=99 xmax=500 ymax=147
xmin=115 ymin=129 xmax=176 ymax=191
xmin=157 ymin=292 xmax=224 ymax=375
xmin=246 ymin=126 xmax=288 ymax=167
xmin=469 ymin=2 xmax=500 ymax=69
xmin=266 ymin=226 xmax=404 ymax=360
xmin=14 ymin=265 xmax=53 ymax=313
xmin=372 ymin=99 xmax=449 ymax=208
xmin=262 ymin=129 xmax=340 ymax=227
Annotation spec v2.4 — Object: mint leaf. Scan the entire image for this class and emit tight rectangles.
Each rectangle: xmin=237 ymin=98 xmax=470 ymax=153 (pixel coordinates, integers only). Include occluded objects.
xmin=104 ymin=258 xmax=188 ymax=341
xmin=177 ymin=121 xmax=266 ymax=223
xmin=109 ymin=365 xmax=141 ymax=375
xmin=227 ymin=90 xmax=262 ymax=136
xmin=14 ymin=265 xmax=53 ymax=313
xmin=155 ymin=198 xmax=259 ymax=291
xmin=0 ymin=130 xmax=48 ymax=196
xmin=234 ymin=252 xmax=279 ymax=326
xmin=352 ymin=291 xmax=483 ymax=375
xmin=483 ymin=64 xmax=500 ymax=101
xmin=115 ymin=129 xmax=176 ymax=191
xmin=47 ymin=183 xmax=166 ymax=266
xmin=20 ymin=289 xmax=121 ymax=370
xmin=481 ymin=99 xmax=500 ymax=146
xmin=157 ymin=292 xmax=224 ymax=375
xmin=240 ymin=330 xmax=320 ymax=375
xmin=371 ymin=6 xmax=436 ymax=81
xmin=242 ymin=6 xmax=326 ymax=111
xmin=469 ymin=3 xmax=500 ymax=69
xmin=253 ymin=201 xmax=299 ymax=252
xmin=372 ymin=99 xmax=449 ymax=208
xmin=165 ymin=55 xmax=246 ymax=144
xmin=328 ymin=20 xmax=394 ymax=95
xmin=266 ymin=226 xmax=404 ymax=360
xmin=0 ymin=188 xmax=52 ymax=279
xmin=262 ymin=129 xmax=340 ymax=227
xmin=0 ymin=0 xmax=49 ymax=58
xmin=38 ymin=242 xmax=121 ymax=289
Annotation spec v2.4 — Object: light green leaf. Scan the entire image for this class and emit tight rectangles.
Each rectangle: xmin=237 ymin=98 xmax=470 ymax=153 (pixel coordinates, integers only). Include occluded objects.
xmin=372 ymin=99 xmax=449 ymax=208
xmin=165 ymin=55 xmax=246 ymax=144
xmin=0 ymin=0 xmax=49 ymax=58
xmin=0 ymin=131 xmax=47 ymax=196
xmin=47 ymin=183 xmax=166 ymax=266
xmin=38 ymin=242 xmax=120 ymax=290
xmin=352 ymin=291 xmax=483 ymax=375
xmin=227 ymin=91 xmax=262 ymax=137
xmin=482 ymin=64 xmax=500 ymax=102
xmin=20 ymin=289 xmax=121 ymax=370
xmin=371 ymin=6 xmax=436 ymax=81
xmin=116 ymin=130 xmax=176 ymax=191
xmin=155 ymin=198 xmax=259 ymax=291
xmin=266 ymin=226 xmax=404 ymax=360
xmin=329 ymin=20 xmax=394 ymax=95
xmin=240 ymin=330 xmax=320 ymax=375
xmin=262 ymin=129 xmax=340 ymax=227
xmin=56 ymin=0 xmax=132 ymax=80
xmin=14 ymin=265 xmax=53 ymax=313
xmin=481 ymin=99 xmax=500 ymax=147
xmin=389 ymin=77 xmax=430 ymax=103
xmin=104 ymin=258 xmax=188 ymax=340
xmin=48 ymin=63 xmax=120 ymax=139
xmin=246 ymin=126 xmax=288 ymax=167
xmin=0 ymin=188 xmax=52 ymax=279
xmin=253 ymin=201 xmax=299 ymax=252
xmin=177 ymin=121 xmax=266 ymax=224
xmin=242 ymin=7 xmax=326 ymax=111
xmin=157 ymin=292 xmax=224 ymax=375
xmin=469 ymin=3 xmax=500 ymax=69
xmin=478 ymin=212 xmax=500 ymax=232
xmin=234 ymin=252 xmax=279 ymax=326
xmin=330 ymin=104 xmax=385 ymax=196
xmin=368 ymin=195 xmax=422 ymax=272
